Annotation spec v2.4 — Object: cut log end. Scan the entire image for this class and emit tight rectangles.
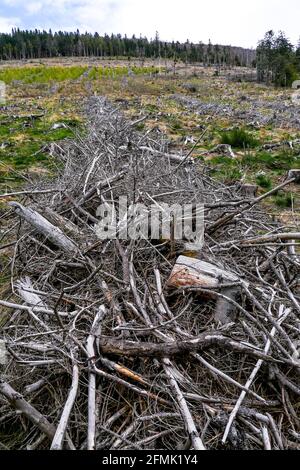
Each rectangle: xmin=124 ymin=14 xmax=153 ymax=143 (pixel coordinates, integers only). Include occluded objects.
xmin=167 ymin=256 xmax=239 ymax=291
xmin=167 ymin=256 xmax=241 ymax=325
xmin=288 ymin=169 xmax=300 ymax=183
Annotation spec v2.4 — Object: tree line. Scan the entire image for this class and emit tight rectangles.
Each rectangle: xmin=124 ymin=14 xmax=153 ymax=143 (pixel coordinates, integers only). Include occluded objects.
xmin=0 ymin=29 xmax=255 ymax=67
xmin=257 ymin=31 xmax=300 ymax=86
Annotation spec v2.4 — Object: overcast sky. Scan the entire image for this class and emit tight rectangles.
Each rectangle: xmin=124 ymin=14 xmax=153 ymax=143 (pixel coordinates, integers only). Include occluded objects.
xmin=0 ymin=0 xmax=299 ymax=49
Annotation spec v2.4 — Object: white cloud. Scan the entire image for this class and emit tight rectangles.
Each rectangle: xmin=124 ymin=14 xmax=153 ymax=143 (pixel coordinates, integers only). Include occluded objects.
xmin=25 ymin=2 xmax=43 ymax=15
xmin=3 ymin=0 xmax=18 ymax=5
xmin=1 ymin=0 xmax=299 ymax=48
xmin=0 ymin=15 xmax=21 ymax=31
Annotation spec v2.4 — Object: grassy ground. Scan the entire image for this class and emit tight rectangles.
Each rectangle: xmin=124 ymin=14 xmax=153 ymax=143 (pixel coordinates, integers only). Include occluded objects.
xmin=0 ymin=63 xmax=164 ymax=193
xmin=0 ymin=59 xmax=299 ymax=447
xmin=0 ymin=60 xmax=300 ymax=285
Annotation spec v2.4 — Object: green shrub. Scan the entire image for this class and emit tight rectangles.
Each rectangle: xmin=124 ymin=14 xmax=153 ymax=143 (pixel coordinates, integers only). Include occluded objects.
xmin=220 ymin=128 xmax=259 ymax=149
xmin=242 ymin=150 xmax=299 ymax=172
xmin=274 ymin=63 xmax=299 ymax=87
xmin=224 ymin=168 xmax=243 ymax=181
xmin=209 ymin=158 xmax=242 ymax=182
xmin=274 ymin=192 xmax=293 ymax=208
xmin=256 ymin=174 xmax=272 ymax=189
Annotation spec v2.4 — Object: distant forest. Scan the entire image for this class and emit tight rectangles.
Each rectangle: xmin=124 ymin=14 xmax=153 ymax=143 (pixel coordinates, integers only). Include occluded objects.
xmin=0 ymin=29 xmax=256 ymax=67
xmin=257 ymin=31 xmax=300 ymax=86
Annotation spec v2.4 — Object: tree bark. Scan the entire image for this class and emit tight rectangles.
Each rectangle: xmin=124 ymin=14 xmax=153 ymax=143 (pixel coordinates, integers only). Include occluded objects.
xmin=9 ymin=202 xmax=79 ymax=254
xmin=0 ymin=380 xmax=56 ymax=440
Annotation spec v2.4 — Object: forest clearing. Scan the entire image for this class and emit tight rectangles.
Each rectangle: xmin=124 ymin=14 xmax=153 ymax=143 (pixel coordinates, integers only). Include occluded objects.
xmin=0 ymin=49 xmax=300 ymax=451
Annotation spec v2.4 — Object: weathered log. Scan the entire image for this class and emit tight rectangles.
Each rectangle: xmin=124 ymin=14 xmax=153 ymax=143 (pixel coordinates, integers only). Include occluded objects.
xmin=262 ymin=139 xmax=300 ymax=151
xmin=0 ymin=340 xmax=7 ymax=366
xmin=9 ymin=202 xmax=79 ymax=254
xmin=86 ymin=306 xmax=107 ymax=451
xmin=99 ymin=334 xmax=275 ymax=362
xmin=240 ymin=232 xmax=300 ymax=246
xmin=163 ymin=358 xmax=206 ymax=450
xmin=44 ymin=207 xmax=83 ymax=237
xmin=262 ymin=141 xmax=292 ymax=151
xmin=0 ymin=380 xmax=56 ymax=440
xmin=167 ymin=256 xmax=241 ymax=324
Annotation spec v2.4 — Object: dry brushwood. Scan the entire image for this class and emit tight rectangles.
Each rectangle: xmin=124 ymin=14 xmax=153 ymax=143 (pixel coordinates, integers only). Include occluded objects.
xmin=0 ymin=96 xmax=300 ymax=450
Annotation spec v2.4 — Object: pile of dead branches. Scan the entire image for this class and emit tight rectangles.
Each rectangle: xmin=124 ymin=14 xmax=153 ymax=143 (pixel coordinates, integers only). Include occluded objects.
xmin=0 ymin=96 xmax=299 ymax=450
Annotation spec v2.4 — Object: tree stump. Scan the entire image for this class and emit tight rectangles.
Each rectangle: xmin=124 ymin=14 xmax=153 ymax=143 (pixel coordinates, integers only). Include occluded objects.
xmin=288 ymin=169 xmax=300 ymax=183
xmin=239 ymin=184 xmax=258 ymax=198
xmin=167 ymin=256 xmax=242 ymax=324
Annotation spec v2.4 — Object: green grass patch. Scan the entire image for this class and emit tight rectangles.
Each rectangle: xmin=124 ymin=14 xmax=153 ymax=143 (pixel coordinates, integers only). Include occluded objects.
xmin=0 ymin=66 xmax=88 ymax=84
xmin=208 ymin=156 xmax=242 ymax=182
xmin=256 ymin=174 xmax=272 ymax=189
xmin=144 ymin=103 xmax=159 ymax=113
xmin=88 ymin=66 xmax=160 ymax=80
xmin=273 ymin=192 xmax=293 ymax=208
xmin=0 ymin=120 xmax=76 ymax=180
xmin=0 ymin=141 xmax=45 ymax=169
xmin=220 ymin=128 xmax=259 ymax=149
xmin=242 ymin=150 xmax=299 ymax=172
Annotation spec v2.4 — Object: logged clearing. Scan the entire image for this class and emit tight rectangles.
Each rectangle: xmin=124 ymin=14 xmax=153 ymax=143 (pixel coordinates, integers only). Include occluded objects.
xmin=0 ymin=60 xmax=300 ymax=450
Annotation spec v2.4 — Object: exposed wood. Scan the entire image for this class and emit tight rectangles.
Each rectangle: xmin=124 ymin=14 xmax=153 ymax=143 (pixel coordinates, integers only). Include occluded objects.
xmin=16 ymin=277 xmax=46 ymax=309
xmin=163 ymin=358 xmax=206 ymax=450
xmin=0 ymin=380 xmax=56 ymax=440
xmin=99 ymin=334 xmax=276 ymax=361
xmin=139 ymin=146 xmax=194 ymax=164
xmin=167 ymin=256 xmax=241 ymax=324
xmin=167 ymin=256 xmax=239 ymax=291
xmin=50 ymin=363 xmax=79 ymax=450
xmin=86 ymin=306 xmax=107 ymax=451
xmin=0 ymin=298 xmax=70 ymax=317
xmin=44 ymin=207 xmax=83 ymax=237
xmin=9 ymin=201 xmax=79 ymax=254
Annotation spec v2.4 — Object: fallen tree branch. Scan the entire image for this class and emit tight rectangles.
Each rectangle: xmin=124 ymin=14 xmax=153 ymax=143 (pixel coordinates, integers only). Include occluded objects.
xmin=50 ymin=362 xmax=79 ymax=450
xmin=9 ymin=202 xmax=79 ymax=254
xmin=163 ymin=358 xmax=206 ymax=450
xmin=99 ymin=334 xmax=278 ymax=362
xmin=0 ymin=380 xmax=56 ymax=440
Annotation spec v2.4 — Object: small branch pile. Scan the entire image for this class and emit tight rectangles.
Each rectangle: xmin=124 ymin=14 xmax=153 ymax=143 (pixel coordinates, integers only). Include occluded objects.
xmin=0 ymin=97 xmax=299 ymax=450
